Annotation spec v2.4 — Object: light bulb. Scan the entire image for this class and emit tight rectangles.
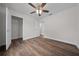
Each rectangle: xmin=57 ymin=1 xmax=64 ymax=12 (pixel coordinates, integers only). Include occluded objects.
xmin=39 ymin=10 xmax=42 ymax=14
xmin=36 ymin=10 xmax=39 ymax=14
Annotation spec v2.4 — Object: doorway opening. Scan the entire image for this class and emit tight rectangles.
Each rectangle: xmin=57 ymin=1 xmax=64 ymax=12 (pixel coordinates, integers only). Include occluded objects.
xmin=11 ymin=16 xmax=23 ymax=41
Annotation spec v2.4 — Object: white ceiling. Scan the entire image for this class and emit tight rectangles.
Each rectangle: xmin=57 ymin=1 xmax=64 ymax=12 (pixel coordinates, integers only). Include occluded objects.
xmin=2 ymin=3 xmax=78 ymax=19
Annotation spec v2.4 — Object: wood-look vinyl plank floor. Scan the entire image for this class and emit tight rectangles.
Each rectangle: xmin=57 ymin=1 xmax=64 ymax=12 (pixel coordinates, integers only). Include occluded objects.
xmin=0 ymin=36 xmax=79 ymax=56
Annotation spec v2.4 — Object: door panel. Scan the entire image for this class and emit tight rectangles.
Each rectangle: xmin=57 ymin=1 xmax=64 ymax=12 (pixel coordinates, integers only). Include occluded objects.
xmin=6 ymin=8 xmax=11 ymax=50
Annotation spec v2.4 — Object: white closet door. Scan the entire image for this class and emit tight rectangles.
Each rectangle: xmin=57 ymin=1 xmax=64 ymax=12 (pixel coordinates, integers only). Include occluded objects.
xmin=12 ymin=16 xmax=23 ymax=39
xmin=6 ymin=8 xmax=11 ymax=50
xmin=12 ymin=19 xmax=19 ymax=39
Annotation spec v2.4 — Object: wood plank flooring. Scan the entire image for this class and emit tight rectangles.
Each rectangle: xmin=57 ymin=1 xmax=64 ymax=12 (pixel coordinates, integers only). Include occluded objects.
xmin=0 ymin=36 xmax=79 ymax=56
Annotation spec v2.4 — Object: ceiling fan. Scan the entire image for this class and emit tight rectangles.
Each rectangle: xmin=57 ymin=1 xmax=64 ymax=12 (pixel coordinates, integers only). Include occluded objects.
xmin=28 ymin=3 xmax=49 ymax=16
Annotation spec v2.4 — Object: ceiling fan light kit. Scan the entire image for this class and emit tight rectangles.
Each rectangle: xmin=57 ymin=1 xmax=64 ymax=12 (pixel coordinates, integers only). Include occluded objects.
xmin=36 ymin=10 xmax=42 ymax=14
xmin=28 ymin=3 xmax=49 ymax=16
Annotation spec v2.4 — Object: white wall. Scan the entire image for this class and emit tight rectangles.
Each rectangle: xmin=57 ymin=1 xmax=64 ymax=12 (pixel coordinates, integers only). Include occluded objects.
xmin=41 ymin=6 xmax=79 ymax=47
xmin=23 ymin=14 xmax=40 ymax=39
xmin=77 ymin=5 xmax=79 ymax=48
xmin=0 ymin=6 xmax=6 ymax=46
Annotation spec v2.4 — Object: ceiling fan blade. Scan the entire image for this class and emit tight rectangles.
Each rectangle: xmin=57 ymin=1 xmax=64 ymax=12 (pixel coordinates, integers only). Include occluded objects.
xmin=41 ymin=3 xmax=46 ymax=8
xmin=30 ymin=11 xmax=36 ymax=14
xmin=43 ymin=10 xmax=49 ymax=13
xmin=28 ymin=3 xmax=36 ymax=9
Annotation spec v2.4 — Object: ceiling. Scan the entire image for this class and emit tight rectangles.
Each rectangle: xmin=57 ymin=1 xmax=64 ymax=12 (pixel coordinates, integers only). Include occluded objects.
xmin=2 ymin=3 xmax=78 ymax=19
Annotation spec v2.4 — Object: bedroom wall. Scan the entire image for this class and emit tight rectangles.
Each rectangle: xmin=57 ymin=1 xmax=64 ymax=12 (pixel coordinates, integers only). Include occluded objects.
xmin=77 ymin=5 xmax=79 ymax=48
xmin=0 ymin=6 xmax=6 ymax=46
xmin=41 ymin=6 xmax=79 ymax=47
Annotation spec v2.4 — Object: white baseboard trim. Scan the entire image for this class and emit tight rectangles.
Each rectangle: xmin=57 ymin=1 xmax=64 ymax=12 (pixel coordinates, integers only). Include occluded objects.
xmin=23 ymin=35 xmax=40 ymax=40
xmin=75 ymin=43 xmax=79 ymax=49
xmin=43 ymin=35 xmax=79 ymax=49
xmin=77 ymin=46 xmax=79 ymax=49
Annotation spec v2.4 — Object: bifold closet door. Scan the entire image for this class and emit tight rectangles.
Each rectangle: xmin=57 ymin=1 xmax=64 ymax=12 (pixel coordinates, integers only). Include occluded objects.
xmin=12 ymin=16 xmax=23 ymax=40
xmin=12 ymin=19 xmax=19 ymax=39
